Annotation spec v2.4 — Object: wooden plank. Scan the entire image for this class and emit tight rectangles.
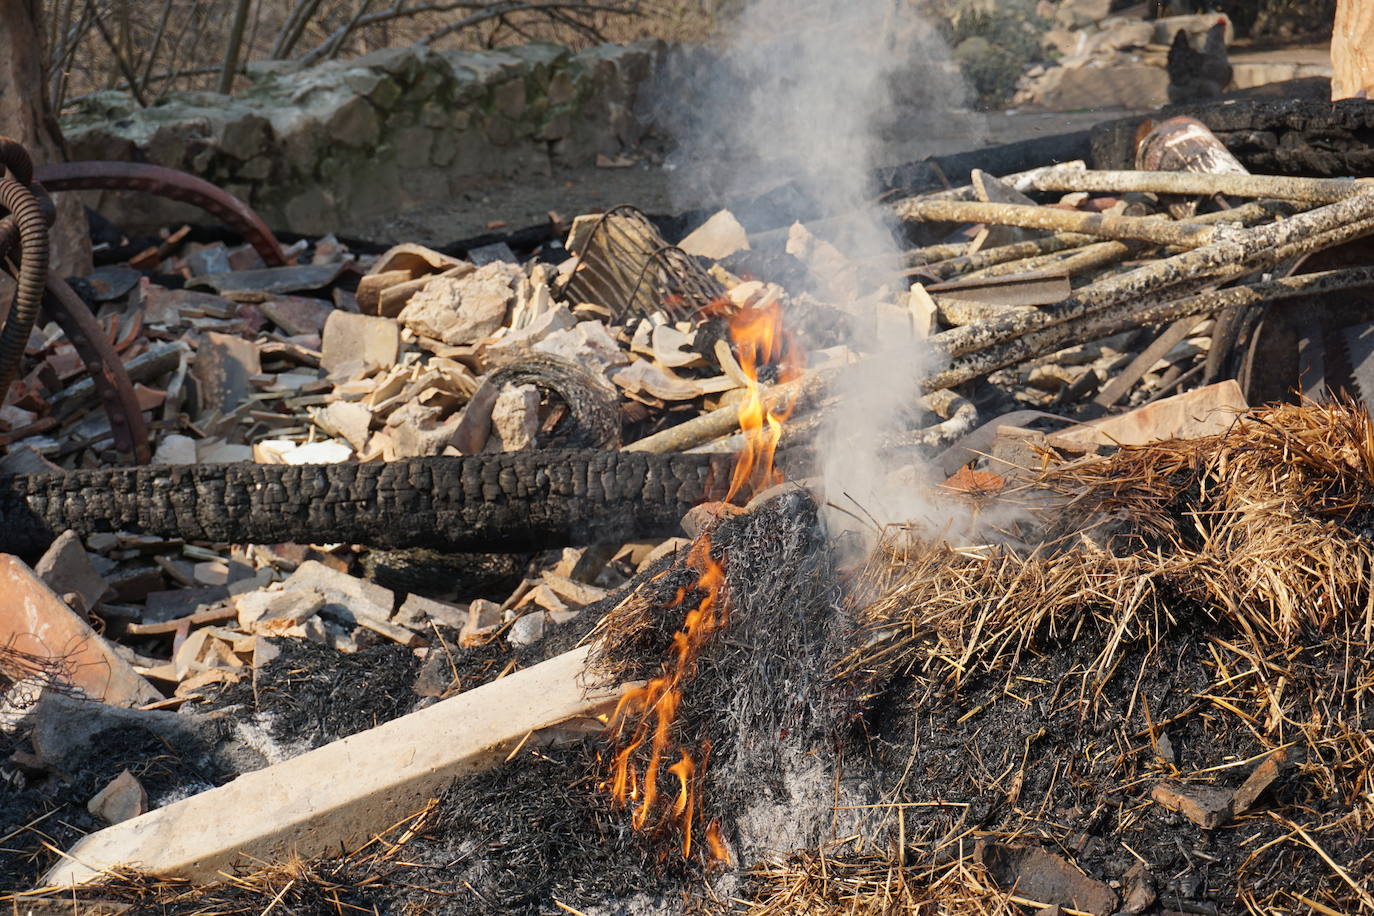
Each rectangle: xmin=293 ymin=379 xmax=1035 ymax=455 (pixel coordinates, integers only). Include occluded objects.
xmin=41 ymin=645 xmax=624 ymax=887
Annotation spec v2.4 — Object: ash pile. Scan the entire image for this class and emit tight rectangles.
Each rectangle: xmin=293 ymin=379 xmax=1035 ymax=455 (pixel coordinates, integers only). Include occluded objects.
xmin=6 ymin=57 xmax=1374 ymax=916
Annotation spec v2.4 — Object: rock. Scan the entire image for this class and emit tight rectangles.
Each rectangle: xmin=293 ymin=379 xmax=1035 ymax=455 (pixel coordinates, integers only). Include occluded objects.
xmin=1041 ymin=27 xmax=1082 ymax=57
xmin=460 ymin=598 xmax=502 ymax=646
xmin=87 ymin=769 xmax=148 ymax=825
xmin=398 ymin=262 xmax=521 ymax=346
xmin=1055 ymin=0 xmax=1111 ymax=29
xmin=1029 ymin=61 xmax=1170 ymax=111
xmin=1152 ymin=14 xmax=1234 ymax=46
xmin=489 ymin=383 xmax=540 ymax=451
xmin=507 ymin=609 xmax=547 ymax=647
xmin=193 ymin=332 xmax=261 ymax=417
xmin=235 ymin=588 xmax=326 ymax=633
xmin=978 ymin=842 xmax=1116 ymax=916
xmin=34 ymin=529 xmax=110 ymax=612
xmin=679 ymin=209 xmax=750 ymax=260
xmin=311 ymin=401 xmax=373 ymax=452
xmin=487 ymin=303 xmax=576 ymax=354
xmin=385 ymin=402 xmax=463 ymax=458
xmin=151 ymin=434 xmax=198 ymax=465
xmin=281 ymin=560 xmax=394 ymax=626
xmin=394 ymin=594 xmax=468 ymax=631
xmin=413 ymin=639 xmax=459 ymax=698
xmin=1151 ymin=781 xmax=1233 ymax=829
xmin=533 ymin=320 xmax=629 ymax=373
xmin=1088 ymin=19 xmax=1155 ymax=53
xmin=30 ymin=693 xmax=212 ymax=769
xmin=1122 ymin=862 xmax=1157 ymax=915
xmin=321 ymin=312 xmax=401 ymax=375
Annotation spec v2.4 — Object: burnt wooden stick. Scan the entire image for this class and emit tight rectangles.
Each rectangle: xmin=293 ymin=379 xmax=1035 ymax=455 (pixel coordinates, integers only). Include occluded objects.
xmin=1026 ymin=166 xmax=1366 ymax=204
xmin=926 ymin=265 xmax=1374 ymax=391
xmin=896 ymin=160 xmax=1089 ymax=206
xmin=896 ymin=199 xmax=1219 ymax=249
xmin=910 ymin=233 xmax=1094 ymax=279
xmin=931 ymin=190 xmax=1374 ymax=365
xmin=1093 ymin=316 xmax=1203 ymax=408
xmin=0 ymin=451 xmax=736 ymax=556
xmin=955 ymin=200 xmax=1300 ymax=283
xmin=623 ymin=370 xmax=832 ymax=454
xmin=966 ymin=240 xmax=1133 ymax=282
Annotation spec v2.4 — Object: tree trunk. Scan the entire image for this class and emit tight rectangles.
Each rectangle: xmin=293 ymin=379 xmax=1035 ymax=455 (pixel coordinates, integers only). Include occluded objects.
xmin=0 ymin=0 xmax=91 ymax=278
xmin=0 ymin=451 xmax=736 ymax=557
xmin=1334 ymin=0 xmax=1374 ymax=99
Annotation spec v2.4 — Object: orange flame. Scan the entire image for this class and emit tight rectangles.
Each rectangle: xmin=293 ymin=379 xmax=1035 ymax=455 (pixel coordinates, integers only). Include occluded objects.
xmin=605 ymin=538 xmax=728 ymax=861
xmin=603 ymin=296 xmax=795 ymax=863
xmin=723 ymin=300 xmax=804 ymax=503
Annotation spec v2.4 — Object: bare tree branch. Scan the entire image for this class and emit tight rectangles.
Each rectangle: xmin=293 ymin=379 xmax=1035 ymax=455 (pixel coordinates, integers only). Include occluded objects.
xmin=273 ymin=0 xmax=328 ymax=59
xmin=415 ymin=1 xmax=641 ymax=47
xmin=323 ymin=0 xmax=380 ymax=61
xmin=90 ymin=7 xmax=148 ymax=106
xmin=217 ymin=0 xmax=254 ymax=94
xmin=138 ymin=0 xmax=178 ymax=92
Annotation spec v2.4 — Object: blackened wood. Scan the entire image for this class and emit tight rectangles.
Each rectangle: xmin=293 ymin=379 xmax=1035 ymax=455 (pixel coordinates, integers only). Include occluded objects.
xmin=0 ymin=451 xmax=735 ymax=556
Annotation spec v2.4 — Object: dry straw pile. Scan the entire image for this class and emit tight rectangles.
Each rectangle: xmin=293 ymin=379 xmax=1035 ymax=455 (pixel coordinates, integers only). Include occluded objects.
xmin=755 ymin=400 xmax=1374 ymax=914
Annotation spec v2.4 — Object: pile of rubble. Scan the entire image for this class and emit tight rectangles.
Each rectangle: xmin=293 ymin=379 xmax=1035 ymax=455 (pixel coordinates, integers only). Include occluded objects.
xmin=3 ymin=108 xmax=1374 ymax=913
xmin=1010 ymin=1 xmax=1329 ymax=111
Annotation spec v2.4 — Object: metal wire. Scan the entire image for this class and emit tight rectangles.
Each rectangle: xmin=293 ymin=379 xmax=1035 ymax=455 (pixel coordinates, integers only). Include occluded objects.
xmin=555 ymin=205 xmax=724 ymax=321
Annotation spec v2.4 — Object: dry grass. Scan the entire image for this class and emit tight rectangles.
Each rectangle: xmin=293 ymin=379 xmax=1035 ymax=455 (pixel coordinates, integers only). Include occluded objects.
xmin=747 ymin=845 xmax=1021 ymax=916
xmin=804 ymin=399 xmax=1374 ymax=915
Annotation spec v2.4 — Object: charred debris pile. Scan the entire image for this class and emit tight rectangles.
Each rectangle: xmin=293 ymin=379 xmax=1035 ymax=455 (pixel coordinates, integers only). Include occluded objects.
xmin=3 ymin=107 xmax=1374 ymax=913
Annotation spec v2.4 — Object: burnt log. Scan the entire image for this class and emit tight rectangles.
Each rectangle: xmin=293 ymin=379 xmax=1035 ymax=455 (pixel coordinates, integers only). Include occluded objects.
xmin=0 ymin=451 xmax=734 ymax=557
xmin=1092 ymin=97 xmax=1374 ymax=176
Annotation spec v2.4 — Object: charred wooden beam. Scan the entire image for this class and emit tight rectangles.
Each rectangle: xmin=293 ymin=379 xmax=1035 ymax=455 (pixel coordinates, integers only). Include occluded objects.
xmin=0 ymin=451 xmax=735 ymax=556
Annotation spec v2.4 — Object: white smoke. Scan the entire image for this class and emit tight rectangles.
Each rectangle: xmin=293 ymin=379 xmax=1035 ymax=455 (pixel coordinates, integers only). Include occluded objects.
xmin=663 ymin=0 xmax=982 ymax=541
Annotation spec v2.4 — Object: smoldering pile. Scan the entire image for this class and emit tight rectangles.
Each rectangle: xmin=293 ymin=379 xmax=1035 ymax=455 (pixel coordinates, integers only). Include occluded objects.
xmin=753 ymin=399 xmax=1374 ymax=915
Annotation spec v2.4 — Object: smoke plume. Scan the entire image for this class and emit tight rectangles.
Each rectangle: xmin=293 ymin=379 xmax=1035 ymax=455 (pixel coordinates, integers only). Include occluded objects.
xmin=662 ymin=0 xmax=983 ymax=539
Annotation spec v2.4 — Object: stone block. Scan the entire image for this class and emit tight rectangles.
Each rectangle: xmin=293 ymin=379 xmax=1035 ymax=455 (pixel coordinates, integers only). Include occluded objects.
xmin=391 ymin=125 xmax=435 ymax=170
xmin=325 ymin=95 xmax=381 ymax=148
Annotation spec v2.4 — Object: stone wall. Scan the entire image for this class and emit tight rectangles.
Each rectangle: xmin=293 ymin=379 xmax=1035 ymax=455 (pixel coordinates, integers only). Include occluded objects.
xmin=60 ymin=41 xmax=662 ymax=237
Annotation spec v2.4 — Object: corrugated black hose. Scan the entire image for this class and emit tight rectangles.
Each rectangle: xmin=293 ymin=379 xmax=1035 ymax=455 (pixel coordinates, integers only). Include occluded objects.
xmin=0 ymin=138 xmax=50 ymax=404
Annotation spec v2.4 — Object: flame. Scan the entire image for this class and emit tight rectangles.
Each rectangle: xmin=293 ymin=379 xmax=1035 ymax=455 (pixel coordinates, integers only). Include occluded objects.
xmin=723 ymin=300 xmax=804 ymax=503
xmin=602 ymin=296 xmax=795 ymax=863
xmin=606 ymin=536 xmax=727 ymax=860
